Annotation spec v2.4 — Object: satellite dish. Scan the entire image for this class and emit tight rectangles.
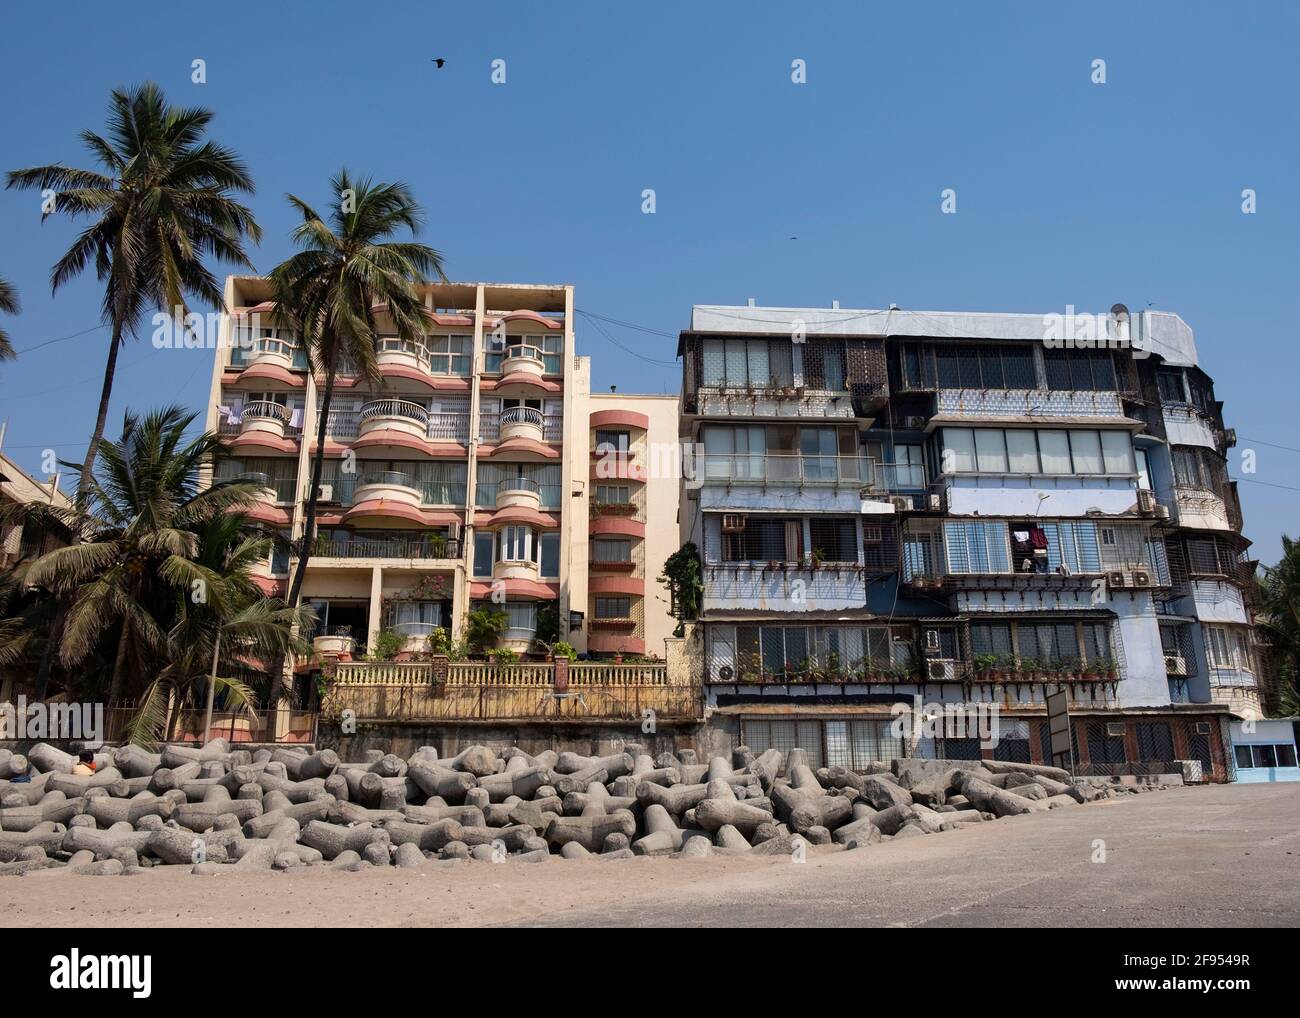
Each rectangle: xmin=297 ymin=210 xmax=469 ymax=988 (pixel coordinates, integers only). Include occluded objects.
xmin=1110 ymin=303 xmax=1130 ymax=322
xmin=718 ymin=665 xmax=734 ymax=681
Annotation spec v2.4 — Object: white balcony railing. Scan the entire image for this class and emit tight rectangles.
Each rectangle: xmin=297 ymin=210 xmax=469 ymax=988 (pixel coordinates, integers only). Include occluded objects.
xmin=501 ymin=406 xmax=544 ymax=429
xmin=242 ymin=400 xmax=288 ymax=423
xmin=699 ymin=453 xmax=870 ymax=486
xmin=360 ymin=398 xmax=430 ymax=427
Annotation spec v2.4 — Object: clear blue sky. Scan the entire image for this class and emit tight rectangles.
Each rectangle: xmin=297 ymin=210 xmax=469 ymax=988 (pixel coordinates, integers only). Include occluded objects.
xmin=0 ymin=0 xmax=1296 ymax=561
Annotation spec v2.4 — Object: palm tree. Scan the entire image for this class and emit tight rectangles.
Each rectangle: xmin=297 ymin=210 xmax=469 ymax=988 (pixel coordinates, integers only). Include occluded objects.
xmin=1258 ymin=535 xmax=1300 ymax=715
xmin=0 ymin=275 xmax=18 ymax=360
xmin=6 ymin=83 xmax=260 ymax=504
xmin=23 ymin=405 xmax=264 ymax=704
xmin=128 ymin=513 xmax=314 ymax=747
xmin=267 ymin=171 xmax=443 ymax=713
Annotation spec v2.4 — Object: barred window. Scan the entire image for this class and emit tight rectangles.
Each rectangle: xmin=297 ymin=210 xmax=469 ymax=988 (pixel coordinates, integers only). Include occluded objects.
xmin=595 ymin=484 xmax=629 ymax=504
xmin=724 ymin=518 xmax=801 ymax=561
xmin=809 ymin=518 xmax=857 ymax=562
xmin=592 ymin=538 xmax=631 ymax=562
xmin=701 ymin=338 xmax=793 ymax=388
xmin=595 ymin=596 xmax=631 ymax=619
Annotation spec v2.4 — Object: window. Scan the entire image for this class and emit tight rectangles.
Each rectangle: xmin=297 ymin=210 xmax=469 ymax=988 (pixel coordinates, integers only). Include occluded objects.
xmin=893 ymin=444 xmax=925 ymax=487
xmin=701 ymin=338 xmax=794 ymax=388
xmin=501 ymin=602 xmax=537 ymax=637
xmin=595 ymin=484 xmax=630 ymax=504
xmin=723 ymin=518 xmax=801 ymax=561
xmin=592 ymin=538 xmax=632 ymax=562
xmin=944 ymin=521 xmax=1010 ymax=573
xmin=390 ymin=601 xmax=443 ymax=632
xmin=1157 ymin=369 xmax=1187 ymax=404
xmin=1236 ymin=743 xmax=1298 ymax=769
xmin=809 ymin=518 xmax=857 ymax=562
xmin=473 ymin=532 xmax=494 ymax=578
xmin=942 ymin=428 xmax=1133 ymax=476
xmin=423 ymin=334 xmax=472 ymax=375
xmin=595 ymin=430 xmax=630 ymax=455
xmin=499 ymin=526 xmax=536 ymax=563
xmin=1044 ymin=349 xmax=1119 ymax=391
xmin=595 ymin=596 xmax=631 ymax=619
xmin=539 ymin=533 xmax=560 ymax=577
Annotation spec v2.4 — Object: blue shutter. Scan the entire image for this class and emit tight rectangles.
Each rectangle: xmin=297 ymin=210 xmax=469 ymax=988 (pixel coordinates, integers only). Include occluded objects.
xmin=1074 ymin=522 xmax=1100 ymax=572
xmin=1042 ymin=523 xmax=1062 ymax=571
xmin=944 ymin=522 xmax=969 ymax=573
xmin=985 ymin=523 xmax=1009 ymax=573
xmin=966 ymin=523 xmax=988 ymax=572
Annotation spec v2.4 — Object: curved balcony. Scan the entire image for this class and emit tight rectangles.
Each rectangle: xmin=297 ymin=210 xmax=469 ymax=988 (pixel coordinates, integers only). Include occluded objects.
xmin=493 ymin=555 xmax=540 ymax=582
xmin=344 ymin=471 xmax=423 ymax=526
xmin=313 ymin=633 xmax=356 ymax=657
xmin=499 ymin=405 xmax=545 ymax=443
xmin=495 ymin=475 xmax=541 ymax=511
xmin=354 ymin=398 xmax=431 ymax=456
xmin=503 ymin=344 xmax=546 ymax=376
xmin=230 ymin=400 xmax=298 ymax=454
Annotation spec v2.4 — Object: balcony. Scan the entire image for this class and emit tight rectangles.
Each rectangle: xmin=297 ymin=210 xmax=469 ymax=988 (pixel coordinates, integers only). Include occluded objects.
xmin=501 ymin=343 xmax=546 ymax=377
xmin=699 ymin=453 xmax=870 ymax=487
xmin=495 ymin=475 xmax=541 ymax=511
xmin=702 ymin=560 xmax=867 ymax=612
xmin=1173 ymin=485 xmax=1233 ymax=531
xmin=226 ymin=470 xmax=296 ymax=504
xmin=351 ymin=470 xmax=422 ymax=512
xmin=493 ymin=554 xmax=540 ymax=583
xmin=313 ymin=532 xmax=461 ymax=560
xmin=498 ymin=405 xmax=544 ymax=442
xmin=358 ymin=398 xmax=429 ymax=439
xmin=240 ymin=400 xmax=289 ymax=435
xmin=935 ymin=389 xmax=1125 ymax=420
xmin=693 ymin=386 xmax=860 ymax=421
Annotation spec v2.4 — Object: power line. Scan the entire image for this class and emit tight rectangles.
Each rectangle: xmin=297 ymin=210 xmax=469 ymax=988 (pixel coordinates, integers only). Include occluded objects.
xmin=15 ymin=323 xmax=105 ymax=354
xmin=1232 ymin=476 xmax=1300 ymax=494
xmin=1236 ymin=436 xmax=1300 ymax=455
xmin=576 ymin=310 xmax=679 ymax=367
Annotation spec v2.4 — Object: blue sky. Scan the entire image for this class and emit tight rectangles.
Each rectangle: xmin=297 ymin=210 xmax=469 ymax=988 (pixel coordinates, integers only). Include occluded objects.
xmin=0 ymin=0 xmax=1296 ymax=561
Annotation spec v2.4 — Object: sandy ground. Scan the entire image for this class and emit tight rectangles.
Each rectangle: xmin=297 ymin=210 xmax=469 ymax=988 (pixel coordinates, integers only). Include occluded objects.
xmin=2 ymin=782 xmax=1297 ymax=928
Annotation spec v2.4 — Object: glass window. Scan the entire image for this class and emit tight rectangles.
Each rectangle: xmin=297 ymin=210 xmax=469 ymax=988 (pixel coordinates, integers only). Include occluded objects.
xmin=1135 ymin=448 xmax=1152 ymax=490
xmin=1069 ymin=430 xmax=1103 ymax=474
xmin=943 ymin=428 xmax=976 ymax=472
xmin=473 ymin=532 xmax=494 ymax=578
xmin=595 ymin=430 xmax=630 ymax=455
xmin=1005 ymin=430 xmax=1039 ymax=473
xmin=1038 ymin=431 xmax=1072 ymax=473
xmin=592 ymin=538 xmax=631 ymax=562
xmin=1100 ymin=430 xmax=1134 ymax=473
xmin=595 ymin=596 xmax=631 ymax=619
xmin=974 ymin=430 xmax=1008 ymax=472
xmin=539 ymin=533 xmax=560 ymax=577
xmin=595 ymin=484 xmax=630 ymax=504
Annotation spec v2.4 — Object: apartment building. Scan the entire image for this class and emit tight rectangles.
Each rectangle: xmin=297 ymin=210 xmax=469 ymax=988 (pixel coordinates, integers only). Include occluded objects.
xmin=679 ymin=303 xmax=1256 ymax=780
xmin=204 ymin=278 xmax=680 ymax=699
xmin=0 ymin=448 xmax=69 ymax=570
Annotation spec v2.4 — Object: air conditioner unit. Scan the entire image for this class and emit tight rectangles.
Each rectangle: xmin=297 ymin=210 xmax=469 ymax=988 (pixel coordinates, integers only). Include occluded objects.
xmin=889 ymin=495 xmax=914 ymax=512
xmin=1106 ymin=722 xmax=1126 ymax=738
xmin=927 ymin=493 xmax=943 ymax=511
xmin=1164 ymin=653 xmax=1187 ymax=675
xmin=902 ymin=415 xmax=927 ymax=430
xmin=316 ymin=484 xmax=336 ymax=503
xmin=1108 ymin=570 xmax=1128 ymax=589
xmin=721 ymin=513 xmax=747 ymax=533
xmin=1136 ymin=490 xmax=1157 ymax=516
xmin=1222 ymin=428 xmax=1237 ymax=446
xmin=1131 ymin=569 xmax=1152 ymax=587
xmin=1153 ymin=504 xmax=1170 ymax=520
xmin=928 ymin=659 xmax=957 ymax=681
xmin=1194 ymin=721 xmax=1211 ymax=735
xmin=924 ymin=629 xmax=941 ymax=656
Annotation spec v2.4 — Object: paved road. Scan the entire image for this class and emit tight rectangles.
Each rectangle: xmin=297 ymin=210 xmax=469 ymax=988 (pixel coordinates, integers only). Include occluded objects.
xmin=507 ymin=783 xmax=1300 ymax=927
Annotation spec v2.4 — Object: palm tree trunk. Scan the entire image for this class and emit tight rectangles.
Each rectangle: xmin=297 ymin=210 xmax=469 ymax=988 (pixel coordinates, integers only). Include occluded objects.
xmin=77 ymin=321 xmax=125 ymax=514
xmin=106 ymin=624 xmax=130 ymax=706
xmin=269 ymin=355 xmax=337 ymax=730
xmin=33 ymin=601 xmax=67 ymax=701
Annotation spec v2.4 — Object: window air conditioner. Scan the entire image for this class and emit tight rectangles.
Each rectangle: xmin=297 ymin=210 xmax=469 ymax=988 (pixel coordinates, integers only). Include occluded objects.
xmin=928 ymin=659 xmax=956 ymax=681
xmin=1136 ymin=490 xmax=1157 ymax=515
xmin=1131 ymin=569 xmax=1152 ymax=587
xmin=1164 ymin=653 xmax=1187 ymax=676
xmin=1106 ymin=722 xmax=1125 ymax=738
xmin=316 ymin=484 xmax=336 ymax=503
xmin=1194 ymin=721 xmax=1211 ymax=735
xmin=889 ymin=495 xmax=914 ymax=512
xmin=1108 ymin=570 xmax=1128 ymax=589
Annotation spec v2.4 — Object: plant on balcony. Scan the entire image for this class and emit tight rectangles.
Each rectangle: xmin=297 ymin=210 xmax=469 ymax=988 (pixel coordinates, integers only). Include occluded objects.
xmin=590 ymin=501 xmax=637 ymax=518
xmin=487 ymin=647 xmax=519 ymax=665
xmin=1095 ymin=655 xmax=1118 ymax=681
xmin=535 ymin=602 xmax=560 ymax=646
xmin=549 ymin=640 xmax=577 ymax=662
xmin=973 ymin=653 xmax=997 ymax=681
xmin=265 ymin=171 xmax=445 ymax=722
xmin=465 ymin=606 xmax=508 ymax=653
xmin=658 ymin=543 xmax=702 ymax=638
xmin=424 ymin=626 xmax=468 ymax=662
xmin=366 ymin=627 xmax=405 ymax=662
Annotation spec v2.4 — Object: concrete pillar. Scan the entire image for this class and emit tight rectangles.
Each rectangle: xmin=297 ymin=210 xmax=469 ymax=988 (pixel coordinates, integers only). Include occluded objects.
xmin=368 ymin=566 xmax=383 ymax=650
xmin=553 ymin=655 xmax=569 ymax=693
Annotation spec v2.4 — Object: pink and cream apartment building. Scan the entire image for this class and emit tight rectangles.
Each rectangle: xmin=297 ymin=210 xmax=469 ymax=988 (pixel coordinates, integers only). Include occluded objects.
xmin=202 ymin=276 xmax=678 ymax=662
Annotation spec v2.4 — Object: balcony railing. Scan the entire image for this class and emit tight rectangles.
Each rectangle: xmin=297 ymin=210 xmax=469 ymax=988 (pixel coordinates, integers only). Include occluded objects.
xmin=313 ymin=534 xmax=461 ymax=559
xmin=699 ymin=453 xmax=871 ymax=486
xmin=242 ymin=400 xmax=288 ymax=423
xmin=222 ymin=471 xmax=297 ymax=503
xmin=428 ymin=412 xmax=469 ymax=442
xmin=501 ymin=406 xmax=544 ymax=428
xmin=356 ymin=470 xmax=416 ymax=490
xmin=360 ymin=398 xmax=430 ymax=426
xmin=498 ymin=476 xmax=541 ymax=496
xmin=329 ymin=660 xmax=698 ymax=722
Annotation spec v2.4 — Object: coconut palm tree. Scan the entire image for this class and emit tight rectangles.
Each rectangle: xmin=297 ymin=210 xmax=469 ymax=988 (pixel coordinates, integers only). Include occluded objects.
xmin=0 ymin=275 xmax=18 ymax=360
xmin=266 ymin=172 xmax=443 ymax=714
xmin=23 ymin=405 xmax=264 ymax=704
xmin=1257 ymin=535 xmax=1300 ymax=715
xmin=128 ymin=513 xmax=314 ymax=747
xmin=6 ymin=83 xmax=261 ymax=504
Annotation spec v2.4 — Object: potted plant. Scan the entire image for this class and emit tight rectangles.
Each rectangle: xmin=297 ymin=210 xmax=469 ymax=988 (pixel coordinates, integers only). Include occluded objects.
xmin=809 ymin=548 xmax=826 ymax=570
xmin=1016 ymin=656 xmax=1037 ymax=682
xmin=1100 ymin=656 xmax=1118 ymax=681
xmin=974 ymin=653 xmax=997 ymax=682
